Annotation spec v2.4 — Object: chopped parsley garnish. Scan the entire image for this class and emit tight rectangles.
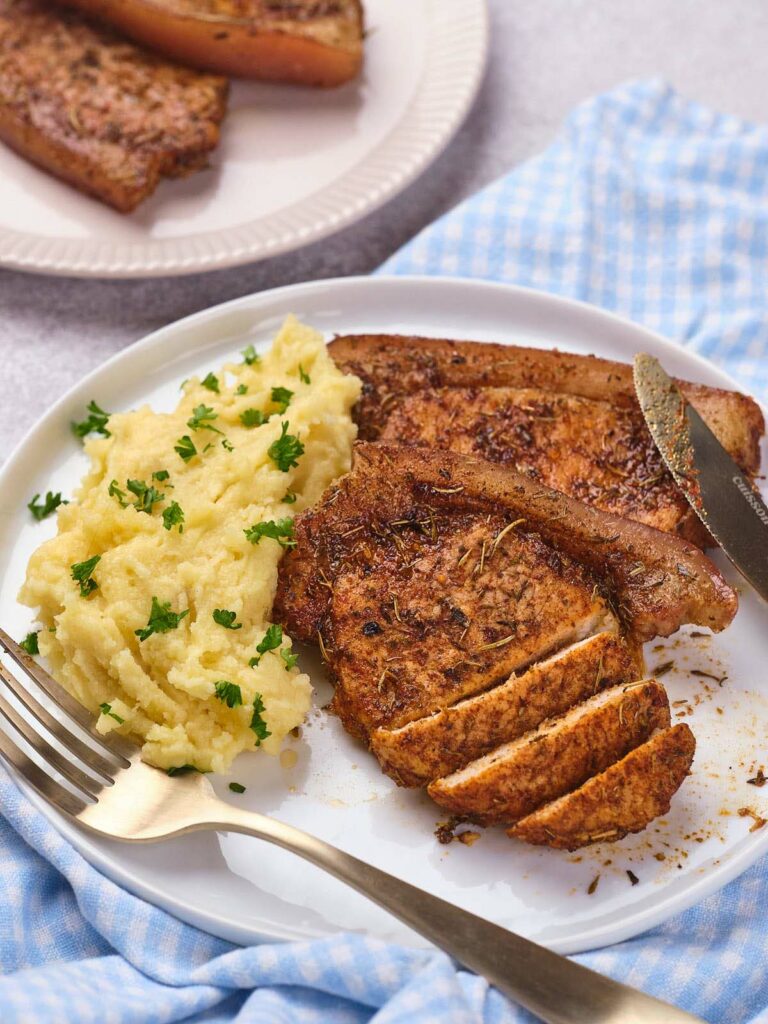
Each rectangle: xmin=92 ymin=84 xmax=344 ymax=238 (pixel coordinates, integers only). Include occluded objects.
xmin=241 ymin=344 xmax=260 ymax=366
xmin=243 ymin=518 xmax=296 ymax=549
xmin=222 ymin=438 xmax=234 ymax=452
xmin=20 ymin=631 xmax=39 ymax=656
xmin=281 ymin=491 xmax=297 ymax=504
xmin=71 ymin=555 xmax=101 ymax=598
xmin=268 ymin=423 xmax=304 ymax=472
xmin=250 ymin=693 xmax=271 ymax=745
xmin=298 ymin=364 xmax=311 ymax=385
xmin=72 ymin=400 xmax=111 ymax=439
xmin=249 ymin=624 xmax=282 ymax=667
xmin=201 ymin=372 xmax=220 ymax=393
xmin=214 ymin=680 xmax=243 ymax=708
xmin=229 ymin=782 xmax=246 ymax=794
xmin=270 ymin=387 xmax=294 ymax=414
xmin=213 ymin=609 xmax=242 ymax=630
xmin=167 ymin=765 xmax=201 ymax=777
xmin=187 ymin=404 xmax=221 ymax=434
xmin=126 ymin=479 xmax=164 ymax=515
xmin=28 ymin=491 xmax=66 ymax=521
xmin=280 ymin=648 xmax=299 ymax=672
xmin=162 ymin=501 xmax=185 ymax=532
xmin=152 ymin=470 xmax=170 ymax=482
xmin=235 ymin=384 xmax=248 ymax=395
xmin=175 ymin=435 xmax=197 ymax=462
xmin=134 ymin=597 xmax=189 ymax=642
xmin=99 ymin=702 xmax=124 ymax=725
xmin=240 ymin=408 xmax=269 ymax=428
xmin=108 ymin=480 xmax=129 ymax=507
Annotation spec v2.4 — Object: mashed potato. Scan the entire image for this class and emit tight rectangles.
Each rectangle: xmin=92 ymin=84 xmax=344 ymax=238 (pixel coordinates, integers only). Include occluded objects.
xmin=20 ymin=317 xmax=361 ymax=773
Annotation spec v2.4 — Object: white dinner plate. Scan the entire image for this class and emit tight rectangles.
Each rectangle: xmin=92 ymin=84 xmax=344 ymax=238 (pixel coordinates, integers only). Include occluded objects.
xmin=0 ymin=1 xmax=487 ymax=278
xmin=2 ymin=276 xmax=768 ymax=955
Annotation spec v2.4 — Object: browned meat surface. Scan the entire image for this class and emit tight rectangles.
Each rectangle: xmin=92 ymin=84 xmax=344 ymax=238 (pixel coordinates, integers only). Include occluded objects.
xmin=56 ymin=0 xmax=364 ymax=86
xmin=0 ymin=0 xmax=228 ymax=212
xmin=427 ymin=680 xmax=670 ymax=825
xmin=370 ymin=631 xmax=644 ymax=787
xmin=509 ymin=724 xmax=696 ymax=850
xmin=329 ymin=335 xmax=764 ymax=545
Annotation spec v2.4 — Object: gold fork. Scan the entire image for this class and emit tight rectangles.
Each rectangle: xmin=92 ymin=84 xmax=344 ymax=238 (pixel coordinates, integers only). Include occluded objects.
xmin=0 ymin=626 xmax=703 ymax=1024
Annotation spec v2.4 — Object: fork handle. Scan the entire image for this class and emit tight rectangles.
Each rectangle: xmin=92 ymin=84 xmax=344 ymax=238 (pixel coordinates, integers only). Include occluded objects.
xmin=203 ymin=804 xmax=704 ymax=1024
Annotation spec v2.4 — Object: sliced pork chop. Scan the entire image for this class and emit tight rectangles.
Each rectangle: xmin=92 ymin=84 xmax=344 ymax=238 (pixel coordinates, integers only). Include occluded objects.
xmin=329 ymin=334 xmax=764 ymax=545
xmin=427 ymin=680 xmax=670 ymax=826
xmin=370 ymin=631 xmax=644 ymax=787
xmin=509 ymin=724 xmax=696 ymax=850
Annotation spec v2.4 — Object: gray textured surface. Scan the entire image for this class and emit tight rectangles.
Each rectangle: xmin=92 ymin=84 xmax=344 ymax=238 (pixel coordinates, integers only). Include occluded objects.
xmin=2 ymin=0 xmax=767 ymax=458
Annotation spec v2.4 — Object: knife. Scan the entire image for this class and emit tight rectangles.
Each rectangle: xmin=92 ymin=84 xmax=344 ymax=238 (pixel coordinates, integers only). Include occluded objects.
xmin=633 ymin=353 xmax=768 ymax=603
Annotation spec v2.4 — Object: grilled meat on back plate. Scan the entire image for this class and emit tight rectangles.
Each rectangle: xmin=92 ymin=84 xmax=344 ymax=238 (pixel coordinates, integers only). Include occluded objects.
xmin=0 ymin=0 xmax=228 ymax=211
xmin=275 ymin=443 xmax=734 ymax=848
xmin=328 ymin=334 xmax=765 ymax=546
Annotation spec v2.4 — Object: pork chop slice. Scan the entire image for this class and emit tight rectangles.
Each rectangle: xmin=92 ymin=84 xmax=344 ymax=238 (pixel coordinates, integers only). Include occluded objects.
xmin=370 ymin=631 xmax=644 ymax=787
xmin=427 ymin=680 xmax=670 ymax=826
xmin=509 ymin=724 xmax=696 ymax=850
xmin=329 ymin=334 xmax=764 ymax=545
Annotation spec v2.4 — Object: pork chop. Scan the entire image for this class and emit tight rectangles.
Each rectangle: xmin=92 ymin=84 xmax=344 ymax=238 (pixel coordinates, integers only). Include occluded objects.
xmin=427 ymin=680 xmax=670 ymax=825
xmin=509 ymin=724 xmax=696 ymax=850
xmin=0 ymin=0 xmax=228 ymax=212
xmin=370 ymin=631 xmax=644 ymax=787
xmin=328 ymin=335 xmax=764 ymax=545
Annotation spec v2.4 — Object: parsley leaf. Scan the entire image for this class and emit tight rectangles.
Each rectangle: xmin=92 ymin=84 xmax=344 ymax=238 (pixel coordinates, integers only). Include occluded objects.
xmin=126 ymin=479 xmax=164 ymax=514
xmin=222 ymin=438 xmax=234 ymax=452
xmin=213 ymin=609 xmax=242 ymax=630
xmin=268 ymin=423 xmax=304 ymax=472
xmin=250 ymin=693 xmax=271 ymax=745
xmin=201 ymin=372 xmax=220 ymax=393
xmin=20 ymin=631 xmax=39 ymax=656
xmin=162 ymin=501 xmax=185 ymax=532
xmin=28 ymin=491 xmax=67 ymax=522
xmin=99 ymin=702 xmax=125 ymax=725
xmin=280 ymin=648 xmax=299 ymax=671
xmin=175 ymin=435 xmax=197 ymax=463
xmin=214 ymin=680 xmax=242 ymax=707
xmin=187 ymin=404 xmax=222 ymax=434
xmin=270 ymin=387 xmax=294 ymax=414
xmin=281 ymin=491 xmax=297 ymax=505
xmin=249 ymin=624 xmax=282 ymax=667
xmin=229 ymin=782 xmax=246 ymax=794
xmin=235 ymin=384 xmax=248 ymax=395
xmin=241 ymin=344 xmax=260 ymax=366
xmin=72 ymin=400 xmax=111 ymax=439
xmin=152 ymin=470 xmax=170 ymax=482
xmin=298 ymin=364 xmax=311 ymax=385
xmin=108 ymin=480 xmax=128 ymax=507
xmin=240 ymin=408 xmax=268 ymax=429
xmin=135 ymin=596 xmax=189 ymax=642
xmin=243 ymin=518 xmax=296 ymax=549
xmin=71 ymin=555 xmax=101 ymax=598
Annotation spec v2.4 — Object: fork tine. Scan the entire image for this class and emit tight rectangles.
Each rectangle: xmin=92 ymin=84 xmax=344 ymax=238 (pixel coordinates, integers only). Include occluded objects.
xmin=0 ymin=723 xmax=89 ymax=817
xmin=0 ymin=627 xmax=133 ymax=766
xmin=0 ymin=663 xmax=124 ymax=779
xmin=0 ymin=679 xmax=108 ymax=798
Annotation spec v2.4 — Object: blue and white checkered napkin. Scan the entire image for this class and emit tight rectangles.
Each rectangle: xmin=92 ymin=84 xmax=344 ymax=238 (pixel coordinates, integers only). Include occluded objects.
xmin=3 ymin=78 xmax=768 ymax=1024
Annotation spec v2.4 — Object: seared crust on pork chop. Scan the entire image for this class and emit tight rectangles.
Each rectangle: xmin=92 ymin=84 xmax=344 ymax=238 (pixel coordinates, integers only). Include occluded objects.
xmin=371 ymin=631 xmax=644 ymax=787
xmin=329 ymin=335 xmax=764 ymax=545
xmin=0 ymin=0 xmax=228 ymax=212
xmin=509 ymin=724 xmax=696 ymax=849
xmin=427 ymin=680 xmax=670 ymax=825
xmin=276 ymin=444 xmax=737 ymax=650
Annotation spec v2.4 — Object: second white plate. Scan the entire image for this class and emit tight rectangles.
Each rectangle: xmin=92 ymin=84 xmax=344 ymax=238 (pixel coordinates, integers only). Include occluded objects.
xmin=0 ymin=1 xmax=487 ymax=278
xmin=2 ymin=276 xmax=768 ymax=954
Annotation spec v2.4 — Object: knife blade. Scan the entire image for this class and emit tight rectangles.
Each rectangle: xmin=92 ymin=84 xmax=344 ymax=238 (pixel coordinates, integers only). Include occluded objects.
xmin=634 ymin=352 xmax=768 ymax=603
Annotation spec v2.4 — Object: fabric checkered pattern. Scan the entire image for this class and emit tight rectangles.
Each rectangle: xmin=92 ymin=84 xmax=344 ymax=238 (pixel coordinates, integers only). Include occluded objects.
xmin=2 ymin=79 xmax=768 ymax=1024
